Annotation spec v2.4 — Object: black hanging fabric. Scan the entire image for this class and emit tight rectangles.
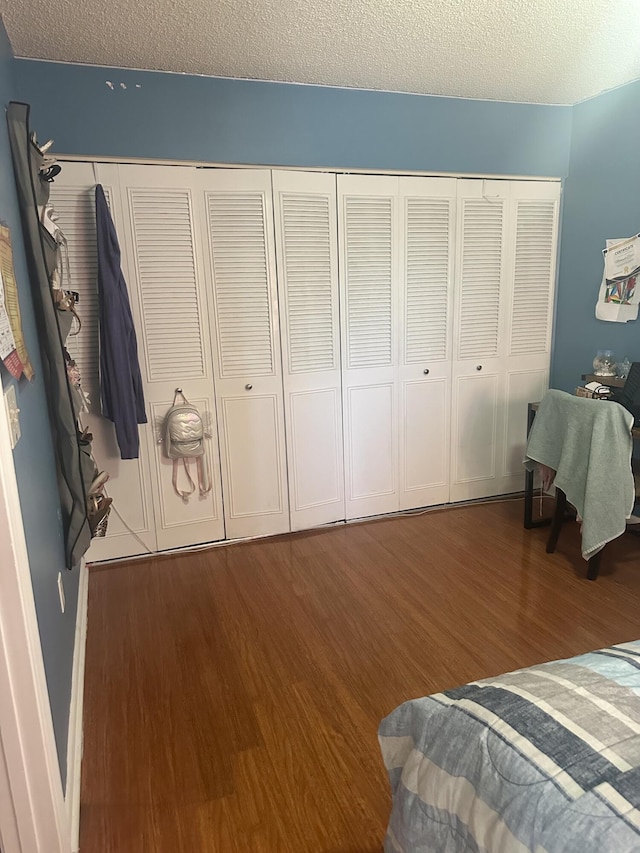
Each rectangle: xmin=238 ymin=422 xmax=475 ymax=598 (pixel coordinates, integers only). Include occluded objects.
xmin=7 ymin=102 xmax=92 ymax=568
xmin=95 ymin=184 xmax=147 ymax=459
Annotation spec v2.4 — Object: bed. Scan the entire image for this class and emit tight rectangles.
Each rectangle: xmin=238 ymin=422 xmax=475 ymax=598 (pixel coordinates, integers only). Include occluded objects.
xmin=379 ymin=641 xmax=640 ymax=852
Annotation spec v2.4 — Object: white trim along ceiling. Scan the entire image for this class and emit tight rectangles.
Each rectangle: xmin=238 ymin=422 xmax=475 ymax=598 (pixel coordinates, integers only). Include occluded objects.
xmin=3 ymin=0 xmax=640 ymax=105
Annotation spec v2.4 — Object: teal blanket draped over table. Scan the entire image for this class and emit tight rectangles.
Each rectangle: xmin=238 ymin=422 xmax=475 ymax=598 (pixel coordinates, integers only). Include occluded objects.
xmin=524 ymin=389 xmax=634 ymax=558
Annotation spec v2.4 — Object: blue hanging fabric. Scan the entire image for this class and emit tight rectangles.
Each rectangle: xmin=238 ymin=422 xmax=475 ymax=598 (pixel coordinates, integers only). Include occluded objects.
xmin=95 ymin=184 xmax=147 ymax=459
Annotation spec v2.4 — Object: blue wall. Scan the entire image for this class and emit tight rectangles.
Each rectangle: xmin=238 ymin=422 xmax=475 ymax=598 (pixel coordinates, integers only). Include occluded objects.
xmin=14 ymin=59 xmax=573 ymax=177
xmin=0 ymin=27 xmax=77 ymax=789
xmin=552 ymin=80 xmax=640 ymax=392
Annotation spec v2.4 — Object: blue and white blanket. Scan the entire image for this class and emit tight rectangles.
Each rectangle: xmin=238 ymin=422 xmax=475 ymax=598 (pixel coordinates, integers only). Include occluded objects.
xmin=379 ymin=641 xmax=640 ymax=852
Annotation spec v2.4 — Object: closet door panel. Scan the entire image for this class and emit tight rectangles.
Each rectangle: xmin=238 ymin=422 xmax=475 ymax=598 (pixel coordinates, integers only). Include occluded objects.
xmin=113 ymin=164 xmax=225 ymax=551
xmin=347 ymin=384 xmax=396 ymax=501
xmin=402 ymin=377 xmax=448 ymax=496
xmin=125 ymin=185 xmax=206 ymax=382
xmin=452 ymin=370 xmax=500 ymax=487
xmin=450 ymin=180 xmax=510 ymax=501
xmin=500 ymin=181 xmax=560 ymax=489
xmin=50 ymin=163 xmax=158 ymax=560
xmin=503 ymin=366 xmax=548 ymax=478
xmin=289 ymin=389 xmax=342 ymax=510
xmin=338 ymin=175 xmax=400 ymax=519
xmin=273 ymin=171 xmax=344 ymax=530
xmin=507 ymin=184 xmax=560 ymax=359
xmin=399 ymin=178 xmax=456 ymax=509
xmin=200 ymin=169 xmax=289 ymax=539
xmin=221 ymin=394 xmax=285 ymax=521
xmin=455 ymin=184 xmax=507 ymax=362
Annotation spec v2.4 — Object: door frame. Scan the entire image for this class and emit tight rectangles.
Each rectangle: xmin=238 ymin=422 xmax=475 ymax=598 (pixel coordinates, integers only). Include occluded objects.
xmin=0 ymin=386 xmax=70 ymax=852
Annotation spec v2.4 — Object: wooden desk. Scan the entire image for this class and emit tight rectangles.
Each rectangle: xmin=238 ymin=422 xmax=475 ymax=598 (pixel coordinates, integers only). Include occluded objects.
xmin=523 ymin=401 xmax=640 ymax=529
xmin=581 ymin=373 xmax=626 ymax=389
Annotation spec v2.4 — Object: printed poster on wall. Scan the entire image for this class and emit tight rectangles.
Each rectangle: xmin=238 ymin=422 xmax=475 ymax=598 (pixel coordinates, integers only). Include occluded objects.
xmin=595 ymin=235 xmax=640 ymax=323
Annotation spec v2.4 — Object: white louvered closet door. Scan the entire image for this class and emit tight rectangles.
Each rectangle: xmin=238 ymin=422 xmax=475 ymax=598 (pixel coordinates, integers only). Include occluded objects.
xmin=50 ymin=162 xmax=158 ymax=560
xmin=273 ymin=171 xmax=344 ymax=531
xmin=502 ymin=180 xmax=560 ymax=484
xmin=338 ymin=175 xmax=401 ymax=519
xmin=108 ymin=164 xmax=226 ymax=551
xmin=198 ymin=169 xmax=289 ymax=539
xmin=399 ymin=177 xmax=456 ymax=509
xmin=450 ymin=178 xmax=561 ymax=502
xmin=451 ymin=179 xmax=511 ymax=502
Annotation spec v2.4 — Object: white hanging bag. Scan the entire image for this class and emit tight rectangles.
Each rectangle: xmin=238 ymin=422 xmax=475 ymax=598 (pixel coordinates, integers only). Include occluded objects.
xmin=162 ymin=389 xmax=212 ymax=502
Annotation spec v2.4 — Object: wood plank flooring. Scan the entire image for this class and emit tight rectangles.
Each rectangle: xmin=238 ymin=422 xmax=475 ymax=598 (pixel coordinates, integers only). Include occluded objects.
xmin=80 ymin=498 xmax=640 ymax=852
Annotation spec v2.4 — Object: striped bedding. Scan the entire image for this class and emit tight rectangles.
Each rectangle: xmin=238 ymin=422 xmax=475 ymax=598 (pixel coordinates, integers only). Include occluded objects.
xmin=379 ymin=641 xmax=640 ymax=852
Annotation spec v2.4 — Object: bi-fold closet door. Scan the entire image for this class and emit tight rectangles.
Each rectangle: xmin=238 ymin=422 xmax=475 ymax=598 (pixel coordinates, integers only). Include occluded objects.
xmin=53 ymin=162 xmax=228 ymax=558
xmin=199 ymin=168 xmax=289 ymax=540
xmin=271 ymin=170 xmax=345 ymax=531
xmin=338 ymin=174 xmax=456 ymax=519
xmin=450 ymin=179 xmax=560 ymax=502
xmin=50 ymin=163 xmax=159 ymax=559
xmin=200 ymin=168 xmax=345 ymax=537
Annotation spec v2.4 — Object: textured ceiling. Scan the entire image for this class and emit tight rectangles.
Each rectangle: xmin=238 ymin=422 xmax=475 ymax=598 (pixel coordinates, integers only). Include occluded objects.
xmin=3 ymin=0 xmax=640 ymax=104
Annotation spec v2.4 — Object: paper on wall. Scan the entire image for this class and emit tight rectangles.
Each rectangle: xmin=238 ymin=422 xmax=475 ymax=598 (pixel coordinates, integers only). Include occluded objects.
xmin=0 ymin=269 xmax=24 ymax=378
xmin=595 ymin=237 xmax=640 ymax=322
xmin=0 ymin=225 xmax=33 ymax=378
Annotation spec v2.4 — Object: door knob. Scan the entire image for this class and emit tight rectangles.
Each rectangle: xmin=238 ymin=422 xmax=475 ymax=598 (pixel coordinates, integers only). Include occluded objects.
xmin=245 ymin=383 xmax=253 ymax=390
xmin=423 ymin=368 xmax=430 ymax=375
xmin=476 ymin=365 xmax=482 ymax=371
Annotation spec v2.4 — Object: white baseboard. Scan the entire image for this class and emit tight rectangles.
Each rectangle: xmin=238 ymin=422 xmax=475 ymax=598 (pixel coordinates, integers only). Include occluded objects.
xmin=65 ymin=559 xmax=89 ymax=853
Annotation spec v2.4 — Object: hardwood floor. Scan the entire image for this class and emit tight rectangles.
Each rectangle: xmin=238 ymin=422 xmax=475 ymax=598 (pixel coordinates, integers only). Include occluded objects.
xmin=80 ymin=498 xmax=640 ymax=852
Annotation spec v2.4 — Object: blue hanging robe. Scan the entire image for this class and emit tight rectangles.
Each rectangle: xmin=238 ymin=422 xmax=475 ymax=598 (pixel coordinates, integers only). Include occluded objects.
xmin=96 ymin=184 xmax=147 ymax=459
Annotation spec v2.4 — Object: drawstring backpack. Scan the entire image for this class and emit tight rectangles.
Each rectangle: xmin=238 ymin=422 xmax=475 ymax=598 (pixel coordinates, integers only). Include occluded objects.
xmin=162 ymin=389 xmax=211 ymax=502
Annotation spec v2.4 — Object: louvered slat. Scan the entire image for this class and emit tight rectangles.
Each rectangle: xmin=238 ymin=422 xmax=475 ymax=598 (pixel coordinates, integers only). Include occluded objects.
xmin=458 ymin=199 xmax=504 ymax=359
xmin=129 ymin=188 xmax=205 ymax=381
xmin=280 ymin=193 xmax=335 ymax=373
xmin=207 ymin=192 xmax=274 ymax=377
xmin=510 ymin=200 xmax=556 ymax=355
xmin=405 ymin=198 xmax=451 ymax=363
xmin=344 ymin=196 xmax=393 ymax=368
xmin=48 ymin=184 xmax=112 ymax=409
